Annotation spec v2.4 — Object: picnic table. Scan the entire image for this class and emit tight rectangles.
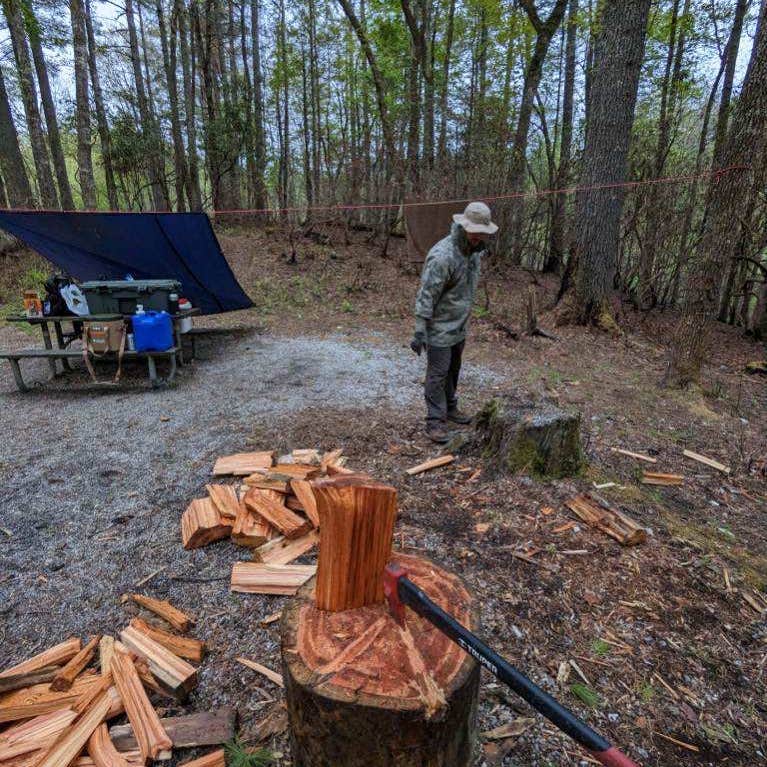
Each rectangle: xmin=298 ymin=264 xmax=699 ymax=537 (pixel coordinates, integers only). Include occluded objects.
xmin=0 ymin=308 xmax=199 ymax=391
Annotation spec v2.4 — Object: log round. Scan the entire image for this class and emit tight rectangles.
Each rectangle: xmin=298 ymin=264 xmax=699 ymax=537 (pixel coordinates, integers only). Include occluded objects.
xmin=280 ymin=553 xmax=480 ymax=767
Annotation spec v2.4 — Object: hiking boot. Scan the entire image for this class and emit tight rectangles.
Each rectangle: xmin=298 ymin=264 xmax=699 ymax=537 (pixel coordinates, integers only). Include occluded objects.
xmin=426 ymin=424 xmax=450 ymax=444
xmin=447 ymin=409 xmax=473 ymax=425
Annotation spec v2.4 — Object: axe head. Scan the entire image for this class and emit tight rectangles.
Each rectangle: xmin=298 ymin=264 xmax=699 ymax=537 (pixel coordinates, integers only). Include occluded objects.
xmin=383 ymin=563 xmax=409 ymax=625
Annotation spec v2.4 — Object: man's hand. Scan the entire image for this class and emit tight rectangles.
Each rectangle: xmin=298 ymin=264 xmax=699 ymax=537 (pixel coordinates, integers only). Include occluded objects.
xmin=410 ymin=331 xmax=426 ymax=356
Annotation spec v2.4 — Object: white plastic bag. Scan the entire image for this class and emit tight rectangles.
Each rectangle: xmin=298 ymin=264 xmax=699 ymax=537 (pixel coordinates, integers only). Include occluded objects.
xmin=60 ymin=284 xmax=90 ymax=316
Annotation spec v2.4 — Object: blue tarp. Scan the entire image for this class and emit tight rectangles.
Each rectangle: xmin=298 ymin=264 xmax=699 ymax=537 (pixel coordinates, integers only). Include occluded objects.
xmin=0 ymin=211 xmax=252 ymax=315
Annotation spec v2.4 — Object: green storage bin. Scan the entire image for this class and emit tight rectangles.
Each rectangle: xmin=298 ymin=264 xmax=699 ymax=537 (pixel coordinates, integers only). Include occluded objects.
xmin=81 ymin=280 xmax=182 ymax=315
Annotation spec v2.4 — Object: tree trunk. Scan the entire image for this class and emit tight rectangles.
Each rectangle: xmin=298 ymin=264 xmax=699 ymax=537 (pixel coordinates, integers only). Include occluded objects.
xmin=85 ymin=0 xmax=119 ymax=209
xmin=0 ymin=64 xmax=34 ymax=207
xmin=282 ymin=554 xmax=480 ymax=767
xmin=507 ymin=0 xmax=569 ymax=264
xmin=668 ymin=3 xmax=767 ymax=385
xmin=2 ymin=0 xmax=58 ymax=208
xmin=157 ymin=0 xmax=188 ymax=211
xmin=437 ymin=0 xmax=455 ymax=165
xmin=70 ymin=0 xmax=97 ymax=208
xmin=125 ymin=0 xmax=168 ymax=210
xmin=566 ymin=0 xmax=652 ymax=326
xmin=545 ymin=0 xmax=578 ymax=274
xmin=27 ymin=4 xmax=74 ymax=209
xmin=176 ymin=0 xmax=202 ymax=210
xmin=337 ymin=0 xmax=397 ymax=182
xmin=250 ymin=0 xmax=267 ymax=210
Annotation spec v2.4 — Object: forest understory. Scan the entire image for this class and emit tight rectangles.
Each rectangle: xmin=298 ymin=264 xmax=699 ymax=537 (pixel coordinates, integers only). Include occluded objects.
xmin=1 ymin=223 xmax=765 ymax=766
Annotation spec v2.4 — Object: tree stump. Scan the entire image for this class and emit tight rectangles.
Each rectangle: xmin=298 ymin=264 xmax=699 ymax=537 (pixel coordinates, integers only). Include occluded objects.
xmin=475 ymin=395 xmax=583 ymax=478
xmin=281 ymin=553 xmax=480 ymax=767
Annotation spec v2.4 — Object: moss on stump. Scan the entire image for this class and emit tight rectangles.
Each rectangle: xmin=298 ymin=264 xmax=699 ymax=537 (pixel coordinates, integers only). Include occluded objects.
xmin=475 ymin=395 xmax=583 ymax=478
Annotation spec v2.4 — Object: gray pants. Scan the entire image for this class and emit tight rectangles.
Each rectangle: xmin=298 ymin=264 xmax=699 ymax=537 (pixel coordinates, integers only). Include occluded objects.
xmin=425 ymin=341 xmax=464 ymax=424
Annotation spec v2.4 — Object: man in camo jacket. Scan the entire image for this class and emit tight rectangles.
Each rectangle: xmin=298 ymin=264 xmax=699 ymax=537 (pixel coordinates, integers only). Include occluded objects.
xmin=411 ymin=201 xmax=498 ymax=443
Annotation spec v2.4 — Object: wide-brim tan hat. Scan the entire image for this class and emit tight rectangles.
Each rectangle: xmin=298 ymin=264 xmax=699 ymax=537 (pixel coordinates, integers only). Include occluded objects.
xmin=453 ymin=201 xmax=498 ymax=234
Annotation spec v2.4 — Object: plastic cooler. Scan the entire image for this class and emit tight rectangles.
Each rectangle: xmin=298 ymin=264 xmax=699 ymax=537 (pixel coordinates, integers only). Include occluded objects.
xmin=81 ymin=280 xmax=182 ymax=315
xmin=132 ymin=311 xmax=174 ymax=352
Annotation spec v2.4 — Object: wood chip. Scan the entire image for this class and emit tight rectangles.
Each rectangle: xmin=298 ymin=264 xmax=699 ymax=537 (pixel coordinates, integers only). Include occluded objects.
xmin=230 ymin=562 xmax=316 ymax=595
xmin=122 ymin=594 xmax=194 ymax=632
xmin=642 ymin=472 xmax=684 ymax=486
xmin=1 ymin=638 xmax=82 ymax=678
xmin=181 ymin=498 xmax=233 ymax=549
xmin=260 ymin=611 xmax=282 ymax=626
xmin=51 ymin=634 xmax=101 ymax=691
xmin=653 ymin=731 xmax=700 ymax=753
xmin=290 ymin=479 xmax=320 ymax=527
xmin=236 ymin=657 xmax=284 ymax=688
xmin=682 ymin=449 xmax=730 ymax=475
xmin=565 ymin=493 xmax=647 ymax=546
xmin=205 ymin=484 xmax=241 ymax=518
xmin=129 ymin=618 xmax=206 ymax=663
xmin=481 ymin=718 xmax=535 ymax=741
xmin=178 ymin=750 xmax=226 ymax=767
xmin=213 ymin=451 xmax=275 ymax=476
xmin=610 ymin=447 xmax=657 ymax=463
xmin=406 ymin=454 xmax=455 ymax=476
xmin=243 ymin=488 xmax=312 ymax=539
xmin=135 ymin=567 xmax=167 ymax=587
xmin=251 ymin=530 xmax=319 ymax=565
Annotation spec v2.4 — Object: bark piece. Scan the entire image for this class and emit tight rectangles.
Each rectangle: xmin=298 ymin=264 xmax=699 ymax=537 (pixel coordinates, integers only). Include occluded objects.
xmin=281 ymin=553 xmax=480 ymax=766
xmin=51 ymin=634 xmax=101 ymax=691
xmin=178 ymin=750 xmax=225 ymax=767
xmin=312 ymin=475 xmax=397 ymax=612
xmin=109 ymin=709 xmax=236 ymax=752
xmin=87 ymin=723 xmax=131 ymax=767
xmin=123 ymin=594 xmax=193 ymax=632
xmin=1 ymin=638 xmax=82 ymax=677
xmin=244 ymin=488 xmax=312 ymax=539
xmin=205 ymin=484 xmax=241 ymax=519
xmin=119 ymin=626 xmax=197 ymax=700
xmin=0 ymin=673 xmax=101 ymax=724
xmin=129 ymin=618 xmax=206 ymax=663
xmin=251 ymin=530 xmax=319 ymax=565
xmin=406 ymin=455 xmax=455 ymax=476
xmin=475 ymin=396 xmax=583 ymax=478
xmin=236 ymin=657 xmax=284 ymax=687
xmin=0 ymin=667 xmax=59 ymax=695
xmin=109 ymin=649 xmax=172 ymax=761
xmin=230 ymin=563 xmax=316 ymax=595
xmin=290 ymin=479 xmax=320 ymax=526
xmin=34 ymin=690 xmax=114 ymax=767
xmin=181 ymin=498 xmax=233 ymax=549
xmin=213 ymin=451 xmax=274 ymax=476
xmin=682 ymin=449 xmax=731 ymax=475
xmin=641 ymin=472 xmax=684 ymax=486
xmin=565 ymin=494 xmax=647 ymax=546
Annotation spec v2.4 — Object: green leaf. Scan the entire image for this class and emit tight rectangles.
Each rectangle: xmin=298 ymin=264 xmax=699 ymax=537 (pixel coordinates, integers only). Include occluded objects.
xmin=570 ymin=683 xmax=601 ymax=708
xmin=224 ymin=738 xmax=277 ymax=767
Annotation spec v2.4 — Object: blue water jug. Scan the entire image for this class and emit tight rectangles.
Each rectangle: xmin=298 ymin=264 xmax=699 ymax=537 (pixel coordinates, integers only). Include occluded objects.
xmin=133 ymin=310 xmax=173 ymax=352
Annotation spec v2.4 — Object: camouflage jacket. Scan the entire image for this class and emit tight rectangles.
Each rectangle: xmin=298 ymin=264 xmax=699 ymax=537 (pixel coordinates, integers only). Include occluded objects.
xmin=415 ymin=223 xmax=484 ymax=347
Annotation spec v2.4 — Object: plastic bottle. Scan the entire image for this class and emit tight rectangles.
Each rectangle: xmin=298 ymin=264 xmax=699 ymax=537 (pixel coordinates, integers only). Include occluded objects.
xmin=135 ymin=303 xmax=145 ymax=315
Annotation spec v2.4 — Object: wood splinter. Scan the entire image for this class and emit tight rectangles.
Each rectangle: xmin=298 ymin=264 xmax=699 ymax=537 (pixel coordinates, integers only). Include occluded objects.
xmin=51 ymin=635 xmax=102 ymax=691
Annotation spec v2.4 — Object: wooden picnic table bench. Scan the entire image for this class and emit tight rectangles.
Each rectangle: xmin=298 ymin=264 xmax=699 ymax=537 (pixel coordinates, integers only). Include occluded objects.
xmin=0 ymin=309 xmax=199 ymax=391
xmin=0 ymin=346 xmax=180 ymax=391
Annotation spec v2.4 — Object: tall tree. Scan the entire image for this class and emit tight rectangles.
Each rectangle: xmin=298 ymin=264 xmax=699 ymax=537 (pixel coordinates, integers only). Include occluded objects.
xmin=668 ymin=2 xmax=767 ymax=385
xmin=27 ymin=3 xmax=75 ymax=209
xmin=250 ymin=0 xmax=267 ymax=209
xmin=545 ymin=0 xmax=578 ymax=273
xmin=1 ymin=0 xmax=58 ymax=208
xmin=0 ymin=64 xmax=34 ymax=207
xmin=507 ymin=0 xmax=568 ymax=263
xmin=70 ymin=0 xmax=97 ymax=207
xmin=84 ymin=0 xmax=119 ymax=209
xmin=565 ymin=0 xmax=652 ymax=326
xmin=125 ymin=0 xmax=168 ymax=209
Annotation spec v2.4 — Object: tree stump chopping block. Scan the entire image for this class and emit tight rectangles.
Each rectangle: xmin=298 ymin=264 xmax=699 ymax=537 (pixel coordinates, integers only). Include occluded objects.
xmin=281 ymin=553 xmax=480 ymax=767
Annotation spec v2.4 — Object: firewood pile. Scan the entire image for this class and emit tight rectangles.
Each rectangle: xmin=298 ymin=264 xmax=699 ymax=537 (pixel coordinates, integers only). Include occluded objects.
xmin=0 ymin=596 xmax=237 ymax=767
xmin=182 ymin=447 xmax=352 ymax=597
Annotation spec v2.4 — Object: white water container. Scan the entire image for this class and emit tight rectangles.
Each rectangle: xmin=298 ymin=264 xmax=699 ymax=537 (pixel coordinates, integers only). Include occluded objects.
xmin=178 ymin=298 xmax=193 ymax=333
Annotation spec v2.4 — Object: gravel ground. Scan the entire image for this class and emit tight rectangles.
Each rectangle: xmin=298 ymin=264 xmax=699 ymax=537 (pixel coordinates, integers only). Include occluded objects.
xmin=0 ymin=326 xmax=504 ymax=756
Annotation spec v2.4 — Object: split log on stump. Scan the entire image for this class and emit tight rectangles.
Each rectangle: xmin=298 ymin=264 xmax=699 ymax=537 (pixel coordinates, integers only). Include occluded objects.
xmin=281 ymin=553 xmax=480 ymax=767
xmin=475 ymin=395 xmax=583 ymax=478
